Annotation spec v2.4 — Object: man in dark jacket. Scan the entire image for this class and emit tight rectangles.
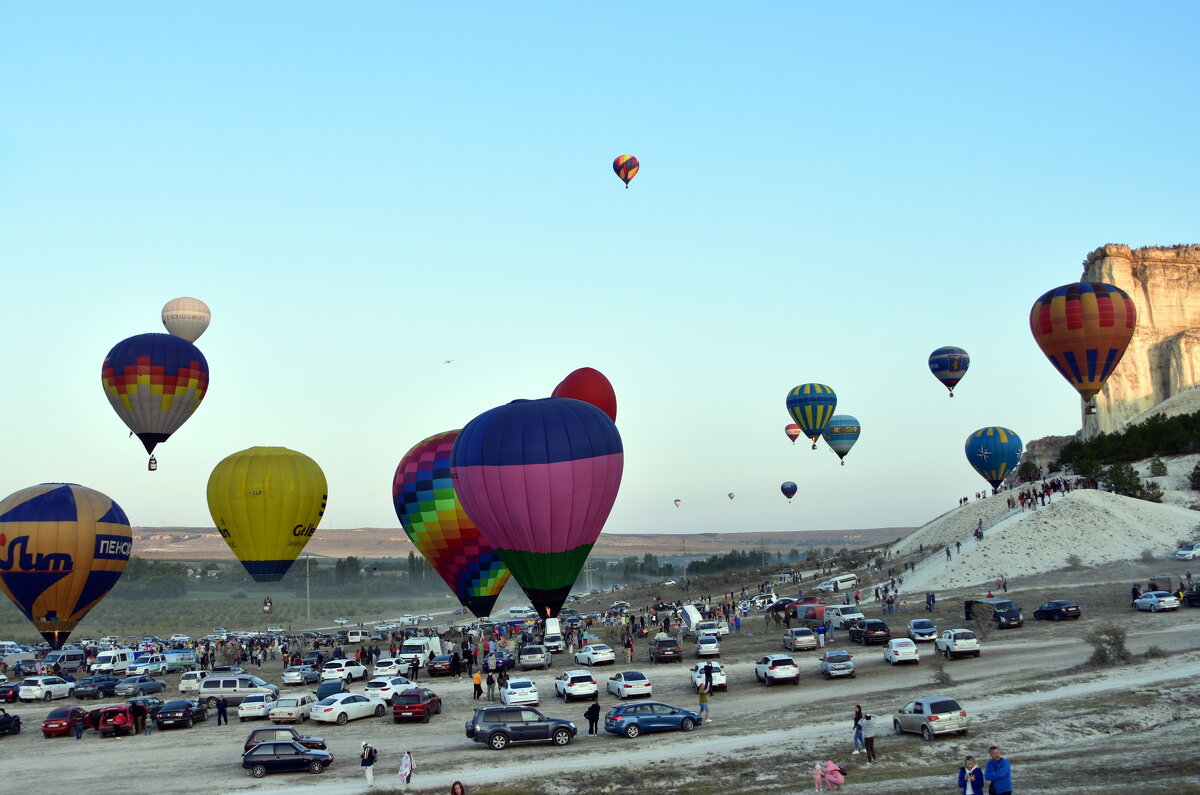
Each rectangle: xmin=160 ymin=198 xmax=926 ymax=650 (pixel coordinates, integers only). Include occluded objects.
xmin=584 ymin=701 xmax=601 ymax=736
xmin=129 ymin=700 xmax=148 ymax=736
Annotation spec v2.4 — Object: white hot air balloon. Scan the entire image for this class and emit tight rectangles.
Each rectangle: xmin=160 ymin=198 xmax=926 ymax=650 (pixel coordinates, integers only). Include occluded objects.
xmin=162 ymin=297 xmax=211 ymax=342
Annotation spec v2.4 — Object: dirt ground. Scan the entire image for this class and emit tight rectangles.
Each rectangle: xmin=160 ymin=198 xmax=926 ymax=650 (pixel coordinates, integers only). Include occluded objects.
xmin=4 ymin=562 xmax=1200 ymax=795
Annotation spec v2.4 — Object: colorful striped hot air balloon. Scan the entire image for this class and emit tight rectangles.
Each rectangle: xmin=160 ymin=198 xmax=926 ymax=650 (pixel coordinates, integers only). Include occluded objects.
xmin=613 ymin=155 xmax=639 ymax=188
xmin=822 ymin=414 xmax=861 ymax=465
xmin=1029 ymin=282 xmax=1136 ymax=412
xmin=0 ymin=483 xmax=132 ymax=649
xmin=784 ymin=424 xmax=803 ymax=445
xmin=965 ymin=427 xmax=1023 ymax=491
xmin=781 ymin=481 xmax=798 ymax=502
xmin=207 ymin=447 xmax=327 ymax=583
xmin=928 ymin=346 xmax=970 ymax=397
xmin=393 ymin=430 xmax=511 ymax=619
xmin=452 ymin=397 xmax=623 ymax=618
xmin=552 ymin=367 xmax=617 ymax=422
xmin=786 ymin=384 xmax=838 ymax=450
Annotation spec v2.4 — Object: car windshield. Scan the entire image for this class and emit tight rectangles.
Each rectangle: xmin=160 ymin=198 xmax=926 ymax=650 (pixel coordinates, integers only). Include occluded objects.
xmin=954 ymin=631 xmax=977 ymax=640
xmin=928 ymin=699 xmax=962 ymax=713
xmin=509 ymin=680 xmax=533 ymax=688
xmin=47 ymin=707 xmax=71 ymax=718
xmin=315 ymin=697 xmax=338 ymax=706
xmin=826 ymin=653 xmax=851 ymax=663
xmin=912 ymin=620 xmax=934 ymax=629
xmin=622 ymin=673 xmax=646 ymax=681
xmin=591 ymin=645 xmax=611 ymax=652
xmin=274 ymin=699 xmax=298 ymax=708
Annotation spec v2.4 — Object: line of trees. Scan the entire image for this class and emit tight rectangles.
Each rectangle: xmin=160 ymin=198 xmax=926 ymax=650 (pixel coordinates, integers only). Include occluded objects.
xmin=1058 ymin=411 xmax=1200 ymax=470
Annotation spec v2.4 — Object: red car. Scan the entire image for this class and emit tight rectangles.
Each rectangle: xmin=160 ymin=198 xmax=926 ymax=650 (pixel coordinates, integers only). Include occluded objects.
xmin=97 ymin=705 xmax=136 ymax=738
xmin=424 ymin=656 xmax=453 ymax=677
xmin=391 ymin=688 xmax=442 ymax=723
xmin=42 ymin=706 xmax=89 ymax=738
xmin=0 ymin=683 xmax=19 ymax=703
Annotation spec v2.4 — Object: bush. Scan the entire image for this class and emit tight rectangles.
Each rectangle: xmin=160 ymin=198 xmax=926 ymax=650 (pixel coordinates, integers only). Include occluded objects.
xmin=1143 ymin=645 xmax=1169 ymax=660
xmin=1191 ymin=462 xmax=1200 ymax=491
xmin=230 ymin=590 xmax=248 ymax=599
xmin=1149 ymin=458 xmax=1168 ymax=477
xmin=1142 ymin=481 xmax=1164 ymax=503
xmin=971 ymin=603 xmax=994 ymax=639
xmin=1083 ymin=621 xmax=1132 ymax=666
xmin=927 ymin=652 xmax=953 ymax=687
xmin=1065 ymin=554 xmax=1084 ymax=570
xmin=1140 ymin=548 xmax=1155 ymax=563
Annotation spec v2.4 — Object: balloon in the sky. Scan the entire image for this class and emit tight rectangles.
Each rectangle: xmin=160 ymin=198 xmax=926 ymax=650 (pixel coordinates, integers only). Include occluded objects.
xmin=101 ymin=333 xmax=209 ymax=460
xmin=552 ymin=367 xmax=617 ymax=422
xmin=727 ymin=493 xmax=735 ymax=500
xmin=673 ymin=499 xmax=682 ymax=508
xmin=822 ymin=414 xmax=861 ymax=465
xmin=613 ymin=155 xmax=639 ymax=188
xmin=785 ymin=424 xmax=803 ymax=444
xmin=0 ymin=483 xmax=132 ymax=649
xmin=928 ymin=346 xmax=970 ymax=397
xmin=780 ymin=481 xmax=798 ymax=502
xmin=786 ymin=383 xmax=838 ymax=450
xmin=964 ymin=427 xmax=1023 ymax=491
xmin=1029 ymin=282 xmax=1136 ymax=411
xmin=393 ymin=430 xmax=512 ymax=618
xmin=161 ymin=297 xmax=211 ymax=343
xmin=207 ymin=447 xmax=327 ymax=583
xmin=452 ymin=397 xmax=623 ymax=618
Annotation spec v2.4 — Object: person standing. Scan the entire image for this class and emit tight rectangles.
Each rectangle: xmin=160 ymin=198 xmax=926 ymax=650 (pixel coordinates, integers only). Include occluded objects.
xmin=398 ymin=750 xmax=415 ymax=788
xmin=73 ymin=708 xmax=87 ymax=740
xmin=816 ymin=623 xmax=826 ymax=648
xmin=958 ymin=755 xmax=983 ymax=795
xmin=697 ymin=683 xmax=711 ymax=722
xmin=860 ymin=712 xmax=878 ymax=765
xmin=215 ymin=695 xmax=228 ymax=726
xmin=985 ymin=746 xmax=1012 ymax=795
xmin=129 ymin=700 xmax=148 ymax=736
xmin=852 ymin=705 xmax=865 ymax=755
xmin=485 ymin=671 xmax=496 ymax=702
xmin=704 ymin=661 xmax=715 ymax=693
xmin=361 ymin=741 xmax=378 ymax=787
xmin=471 ymin=669 xmax=483 ymax=702
xmin=584 ymin=700 xmax=601 ymax=736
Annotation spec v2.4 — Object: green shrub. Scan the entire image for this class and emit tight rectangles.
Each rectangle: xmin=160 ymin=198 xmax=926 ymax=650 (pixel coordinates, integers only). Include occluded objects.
xmin=1191 ymin=462 xmax=1200 ymax=491
xmin=1084 ymin=622 xmax=1132 ymax=666
xmin=1066 ymin=554 xmax=1083 ymax=570
xmin=1148 ymin=458 xmax=1168 ymax=477
xmin=1140 ymin=548 xmax=1155 ymax=563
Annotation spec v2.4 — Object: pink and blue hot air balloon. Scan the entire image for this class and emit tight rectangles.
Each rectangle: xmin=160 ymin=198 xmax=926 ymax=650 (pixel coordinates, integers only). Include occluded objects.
xmin=451 ymin=397 xmax=623 ymax=619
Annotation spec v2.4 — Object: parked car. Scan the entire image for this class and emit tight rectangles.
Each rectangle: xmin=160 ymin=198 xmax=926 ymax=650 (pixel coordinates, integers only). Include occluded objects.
xmin=688 ymin=661 xmax=728 ymax=691
xmin=391 ymin=688 xmax=442 ymax=723
xmin=604 ymin=701 xmax=702 ymax=738
xmin=127 ymin=695 xmax=166 ymax=717
xmin=115 ymin=675 xmax=166 ymax=697
xmin=500 ymin=678 xmax=540 ymax=706
xmin=464 ymin=706 xmax=576 ymax=750
xmin=243 ymin=725 xmax=327 ymax=753
xmin=754 ymin=654 xmax=800 ymax=686
xmin=320 ymin=659 xmax=367 ymax=682
xmin=237 ymin=694 xmax=279 ymax=722
xmin=783 ymin=627 xmax=818 ymax=651
xmin=18 ymin=676 xmax=75 ymax=702
xmin=0 ymin=707 xmax=21 ymax=735
xmin=607 ymin=670 xmax=652 ymax=699
xmin=269 ymin=695 xmax=317 ymax=724
xmin=372 ymin=658 xmax=410 ymax=677
xmin=1176 ymin=543 xmax=1200 ymax=561
xmin=242 ymin=740 xmax=334 ymax=777
xmin=906 ymin=619 xmax=938 ymax=642
xmin=818 ymin=650 xmax=855 ymax=679
xmin=281 ymin=666 xmax=320 ymax=686
xmin=648 ymin=635 xmax=683 ymax=664
xmin=883 ymin=638 xmax=921 ymax=665
xmin=481 ymin=652 xmax=516 ymax=673
xmin=314 ymin=679 xmax=347 ymax=700
xmin=74 ymin=675 xmax=120 ymax=700
xmin=0 ymin=683 xmax=18 ymax=703
xmin=364 ymin=676 xmax=414 ymax=704
xmin=848 ymin=620 xmax=893 ymax=645
xmin=1033 ymin=600 xmax=1082 ymax=621
xmin=934 ymin=629 xmax=981 ymax=660
xmin=694 ymin=635 xmax=721 ymax=658
xmin=155 ymin=699 xmax=208 ymax=729
xmin=310 ymin=693 xmax=386 ymax=725
xmin=199 ymin=675 xmax=280 ymax=707
xmin=518 ymin=645 xmax=553 ymax=671
xmin=554 ymin=670 xmax=599 ymax=702
xmin=425 ymin=655 xmax=454 ymax=676
xmin=97 ymin=705 xmax=136 ymax=737
xmin=574 ymin=644 xmax=616 ymax=666
xmin=893 ymin=696 xmax=969 ymax=741
xmin=41 ymin=706 xmax=89 ymax=737
xmin=1133 ymin=591 xmax=1180 ymax=612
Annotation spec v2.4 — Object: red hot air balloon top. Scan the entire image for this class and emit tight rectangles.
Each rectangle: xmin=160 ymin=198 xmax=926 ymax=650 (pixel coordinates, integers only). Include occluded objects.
xmin=552 ymin=367 xmax=617 ymax=422
xmin=613 ymin=155 xmax=639 ymax=188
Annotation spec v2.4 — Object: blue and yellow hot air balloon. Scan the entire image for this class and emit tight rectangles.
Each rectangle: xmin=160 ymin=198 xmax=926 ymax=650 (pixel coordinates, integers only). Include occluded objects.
xmin=965 ymin=427 xmax=1023 ymax=491
xmin=786 ymin=384 xmax=837 ymax=450
xmin=822 ymin=415 xmax=861 ymax=465
xmin=207 ymin=447 xmax=327 ymax=583
xmin=928 ymin=346 xmax=970 ymax=397
xmin=0 ymin=483 xmax=132 ymax=649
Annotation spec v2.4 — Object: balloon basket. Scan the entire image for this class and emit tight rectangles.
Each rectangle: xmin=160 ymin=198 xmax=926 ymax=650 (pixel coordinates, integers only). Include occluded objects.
xmin=147 ymin=456 xmax=157 ymax=472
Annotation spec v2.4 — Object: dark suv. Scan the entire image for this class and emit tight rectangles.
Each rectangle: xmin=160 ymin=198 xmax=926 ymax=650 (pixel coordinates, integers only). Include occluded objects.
xmin=464 ymin=706 xmax=576 ymax=750
xmin=74 ymin=675 xmax=120 ymax=700
xmin=648 ymin=637 xmax=683 ymax=663
xmin=848 ymin=620 xmax=892 ymax=645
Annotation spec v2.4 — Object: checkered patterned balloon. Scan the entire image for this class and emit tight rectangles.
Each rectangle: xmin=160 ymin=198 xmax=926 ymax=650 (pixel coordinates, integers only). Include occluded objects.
xmin=101 ymin=333 xmax=208 ymax=456
xmin=392 ymin=431 xmax=510 ymax=618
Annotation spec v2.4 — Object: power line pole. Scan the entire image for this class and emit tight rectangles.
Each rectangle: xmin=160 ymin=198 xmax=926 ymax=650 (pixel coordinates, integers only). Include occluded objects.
xmin=305 ymin=555 xmax=311 ymax=623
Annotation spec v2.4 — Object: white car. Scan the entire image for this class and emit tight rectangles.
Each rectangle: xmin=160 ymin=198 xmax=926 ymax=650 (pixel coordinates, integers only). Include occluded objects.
xmin=883 ymin=638 xmax=921 ymax=665
xmin=18 ymin=676 xmax=74 ymax=702
xmin=575 ymin=643 xmax=616 ymax=666
xmin=689 ymin=661 xmax=727 ymax=692
xmin=364 ymin=676 xmax=414 ymax=703
xmin=1134 ymin=591 xmax=1181 ymax=612
xmin=500 ymin=678 xmax=540 ymax=706
xmin=333 ymin=618 xmax=349 ymax=625
xmin=694 ymin=636 xmax=721 ymax=658
xmin=178 ymin=670 xmax=212 ymax=693
xmin=237 ymin=694 xmax=279 ymax=721
xmin=415 ymin=614 xmax=433 ymax=623
xmin=1176 ymin=543 xmax=1200 ymax=561
xmin=783 ymin=627 xmax=818 ymax=651
xmin=607 ymin=670 xmax=652 ymax=699
xmin=553 ymin=670 xmax=598 ymax=702
xmin=906 ymin=619 xmax=938 ymax=642
xmin=372 ymin=658 xmax=410 ymax=677
xmin=321 ymin=659 xmax=368 ymax=682
xmin=310 ymin=693 xmax=387 ymax=725
xmin=934 ymin=629 xmax=981 ymax=660
xmin=269 ymin=694 xmax=317 ymax=724
xmin=169 ymin=634 xmax=191 ymax=643
xmin=754 ymin=654 xmax=800 ymax=686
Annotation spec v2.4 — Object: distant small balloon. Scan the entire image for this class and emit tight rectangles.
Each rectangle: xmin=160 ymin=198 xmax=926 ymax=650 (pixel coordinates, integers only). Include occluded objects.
xmin=928 ymin=346 xmax=969 ymax=397
xmin=613 ymin=155 xmax=639 ymax=188
xmin=785 ymin=424 xmax=802 ymax=445
xmin=781 ymin=481 xmax=798 ymax=502
xmin=727 ymin=493 xmax=735 ymax=500
xmin=162 ymin=297 xmax=211 ymax=343
xmin=673 ymin=499 xmax=682 ymax=508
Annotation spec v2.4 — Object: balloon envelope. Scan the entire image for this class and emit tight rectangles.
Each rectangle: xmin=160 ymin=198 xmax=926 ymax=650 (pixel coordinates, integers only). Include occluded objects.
xmin=673 ymin=499 xmax=681 ymax=508
xmin=928 ymin=346 xmax=969 ymax=396
xmin=393 ymin=430 xmax=512 ymax=618
xmin=451 ymin=397 xmax=623 ymax=618
xmin=162 ymin=297 xmax=211 ymax=342
xmin=101 ymin=333 xmax=209 ymax=455
xmin=965 ymin=427 xmax=1023 ymax=490
xmin=207 ymin=447 xmax=327 ymax=583
xmin=785 ymin=424 xmax=802 ymax=444
xmin=0 ymin=483 xmax=132 ymax=648
xmin=613 ymin=155 xmax=639 ymax=187
xmin=822 ymin=414 xmax=861 ymax=463
xmin=781 ymin=481 xmax=798 ymax=501
xmin=1029 ymin=282 xmax=1136 ymax=404
xmin=552 ymin=367 xmax=617 ymax=422
xmin=786 ymin=384 xmax=837 ymax=449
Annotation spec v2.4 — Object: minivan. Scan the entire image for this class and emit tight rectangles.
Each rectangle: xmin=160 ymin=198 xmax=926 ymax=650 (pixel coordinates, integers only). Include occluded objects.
xmin=816 ymin=574 xmax=861 ymax=593
xmin=198 ymin=675 xmax=279 ymax=707
xmin=91 ymin=649 xmax=136 ymax=675
xmin=346 ymin=630 xmax=370 ymax=644
xmin=825 ymin=605 xmax=866 ymax=629
xmin=542 ymin=618 xmax=565 ymax=653
xmin=42 ymin=650 xmax=87 ymax=673
xmin=965 ymin=597 xmax=1024 ymax=628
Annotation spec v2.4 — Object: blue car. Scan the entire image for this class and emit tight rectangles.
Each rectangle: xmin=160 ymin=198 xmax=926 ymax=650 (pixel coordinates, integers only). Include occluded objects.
xmin=604 ymin=701 xmax=702 ymax=738
xmin=242 ymin=740 xmax=334 ymax=777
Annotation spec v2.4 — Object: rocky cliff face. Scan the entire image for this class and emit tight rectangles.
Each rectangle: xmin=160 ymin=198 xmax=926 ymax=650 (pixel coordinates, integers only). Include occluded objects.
xmin=1081 ymin=244 xmax=1200 ymax=438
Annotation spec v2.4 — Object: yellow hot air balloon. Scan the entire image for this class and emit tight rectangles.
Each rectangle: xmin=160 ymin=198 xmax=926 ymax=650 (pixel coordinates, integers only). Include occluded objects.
xmin=207 ymin=446 xmax=327 ymax=583
xmin=0 ymin=483 xmax=132 ymax=649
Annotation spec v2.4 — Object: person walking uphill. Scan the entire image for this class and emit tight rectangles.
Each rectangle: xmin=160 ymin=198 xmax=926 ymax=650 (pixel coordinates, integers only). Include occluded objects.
xmin=361 ymin=741 xmax=378 ymax=787
xmin=985 ymin=746 xmax=1012 ymax=795
xmin=584 ymin=701 xmax=601 ymax=736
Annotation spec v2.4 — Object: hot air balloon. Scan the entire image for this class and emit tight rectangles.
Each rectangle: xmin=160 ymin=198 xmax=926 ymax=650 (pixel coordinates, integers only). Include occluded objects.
xmin=727 ymin=493 xmax=735 ymax=500
xmin=451 ymin=397 xmax=623 ymax=618
xmin=207 ymin=447 xmax=327 ymax=583
xmin=613 ymin=155 xmax=639 ymax=188
xmin=781 ymin=481 xmax=798 ymax=502
xmin=786 ymin=383 xmax=837 ymax=450
xmin=0 ymin=483 xmax=131 ymax=649
xmin=393 ymin=430 xmax=512 ymax=618
xmin=101 ymin=333 xmax=209 ymax=468
xmin=965 ymin=427 xmax=1023 ymax=491
xmin=1029 ymin=282 xmax=1136 ymax=413
xmin=928 ymin=346 xmax=969 ymax=397
xmin=785 ymin=424 xmax=802 ymax=444
xmin=822 ymin=414 xmax=861 ymax=465
xmin=673 ymin=499 xmax=682 ymax=508
xmin=552 ymin=367 xmax=617 ymax=422
xmin=162 ymin=297 xmax=211 ymax=342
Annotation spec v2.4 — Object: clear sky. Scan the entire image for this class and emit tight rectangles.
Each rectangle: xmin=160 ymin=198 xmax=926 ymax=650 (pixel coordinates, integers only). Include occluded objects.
xmin=1 ymin=3 xmax=1196 ymax=540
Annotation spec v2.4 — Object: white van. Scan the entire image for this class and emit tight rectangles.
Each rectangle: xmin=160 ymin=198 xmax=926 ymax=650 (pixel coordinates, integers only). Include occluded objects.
xmin=508 ymin=606 xmax=538 ymax=620
xmin=398 ymin=637 xmax=441 ymax=670
xmin=542 ymin=618 xmax=565 ymax=653
xmin=347 ymin=630 xmax=370 ymax=644
xmin=91 ymin=649 xmax=136 ymax=675
xmin=816 ymin=573 xmax=861 ymax=594
xmin=825 ymin=605 xmax=866 ymax=629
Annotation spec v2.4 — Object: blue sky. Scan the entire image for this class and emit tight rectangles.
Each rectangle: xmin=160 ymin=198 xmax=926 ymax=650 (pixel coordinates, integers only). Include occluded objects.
xmin=1 ymin=2 xmax=1197 ymax=539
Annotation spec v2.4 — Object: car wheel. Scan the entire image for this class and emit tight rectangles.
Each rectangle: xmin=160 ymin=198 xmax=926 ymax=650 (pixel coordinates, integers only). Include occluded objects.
xmin=67 ymin=688 xmax=74 ymax=698
xmin=893 ymin=720 xmax=903 ymax=734
xmin=136 ymin=689 xmax=145 ymax=696
xmin=422 ymin=712 xmax=429 ymax=723
xmin=489 ymin=732 xmax=510 ymax=750
xmin=436 ymin=702 xmax=442 ymax=715
xmin=766 ymin=675 xmax=773 ymax=687
xmin=43 ymin=732 xmax=51 ymax=738
xmin=207 ymin=697 xmax=218 ymax=708
xmin=624 ymin=723 xmax=640 ymax=738
xmin=945 ymin=649 xmax=954 ymax=660
xmin=393 ymin=717 xmax=401 ymax=724
xmin=251 ymin=764 xmax=267 ymax=778
xmin=374 ymin=705 xmax=385 ymax=717
xmin=681 ymin=717 xmax=696 ymax=732
xmin=239 ymin=717 xmax=246 ymax=723
xmin=552 ymin=728 xmax=572 ymax=746
xmin=308 ymin=761 xmax=324 ymax=774
xmin=1151 ymin=604 xmax=1159 ymax=613
xmin=44 ymin=693 xmax=53 ymax=701
xmin=960 ymin=729 xmax=968 ymax=736
xmin=336 ymin=712 xmax=348 ymax=725
xmin=921 ymin=724 xmax=933 ymax=741
xmin=823 ymin=672 xmax=831 ymax=680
